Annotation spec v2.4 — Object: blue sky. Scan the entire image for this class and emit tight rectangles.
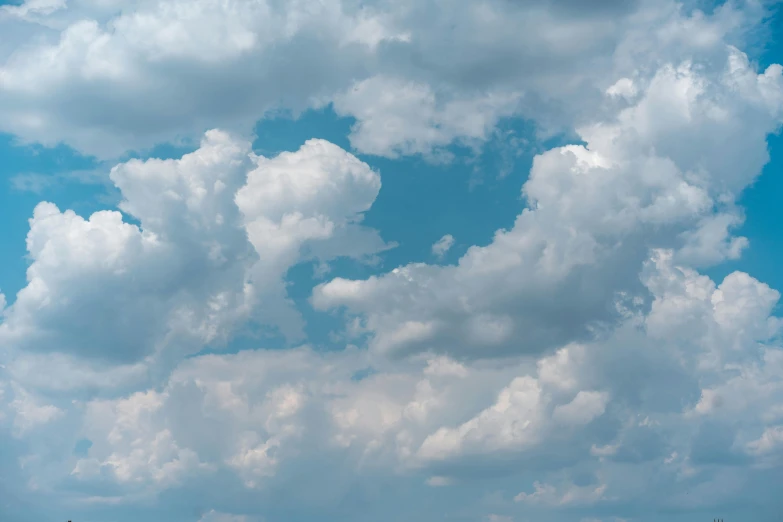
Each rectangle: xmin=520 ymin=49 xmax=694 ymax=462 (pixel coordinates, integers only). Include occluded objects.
xmin=0 ymin=1 xmax=782 ymax=522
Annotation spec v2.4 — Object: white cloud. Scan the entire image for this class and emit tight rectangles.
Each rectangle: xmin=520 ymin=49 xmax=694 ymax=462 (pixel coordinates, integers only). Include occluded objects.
xmin=331 ymin=76 xmax=522 ymax=158
xmin=1 ymin=250 xmax=782 ymax=517
xmin=515 ymin=481 xmax=608 ymax=506
xmin=606 ymin=77 xmax=637 ymax=99
xmin=431 ymin=234 xmax=455 ymax=259
xmin=425 ymin=475 xmax=453 ymax=487
xmin=484 ymin=515 xmax=513 ymax=522
xmin=675 ymin=212 xmax=749 ymax=267
xmin=313 ymin=44 xmax=783 ymax=360
xmin=0 ymin=1 xmax=782 ymax=521
xmin=0 ymin=0 xmax=767 ymax=159
xmin=9 ymin=384 xmax=63 ymax=437
xmin=1 ymin=0 xmax=66 ymax=19
xmin=418 ymin=376 xmax=548 ymax=460
xmin=198 ymin=509 xmax=255 ymax=522
xmin=552 ymin=391 xmax=610 ymax=427
xmin=747 ymin=425 xmax=783 ymax=468
xmin=0 ymin=131 xmax=389 ymax=391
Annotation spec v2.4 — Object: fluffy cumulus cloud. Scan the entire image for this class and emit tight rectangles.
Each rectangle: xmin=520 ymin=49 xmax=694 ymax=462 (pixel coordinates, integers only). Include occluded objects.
xmin=313 ymin=44 xmax=783 ymax=360
xmin=0 ymin=0 xmax=782 ymax=522
xmin=0 ymin=130 xmax=388 ymax=393
xmin=5 ymin=251 xmax=782 ymax=520
xmin=0 ymin=0 xmax=764 ymax=158
xmin=431 ymin=234 xmax=455 ymax=259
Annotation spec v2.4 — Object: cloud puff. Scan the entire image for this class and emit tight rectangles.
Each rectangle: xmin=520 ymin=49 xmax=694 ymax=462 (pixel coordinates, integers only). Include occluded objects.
xmin=431 ymin=234 xmax=455 ymax=259
xmin=8 ymin=383 xmax=64 ymax=437
xmin=198 ymin=511 xmax=256 ymax=522
xmin=514 ymin=481 xmax=608 ymax=507
xmin=313 ymin=45 xmax=783 ymax=360
xmin=331 ymin=76 xmax=522 ymax=158
xmin=0 ymin=131 xmax=388 ymax=390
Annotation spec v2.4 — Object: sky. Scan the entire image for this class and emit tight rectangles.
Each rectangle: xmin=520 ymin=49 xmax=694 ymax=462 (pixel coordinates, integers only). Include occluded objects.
xmin=0 ymin=1 xmax=782 ymax=522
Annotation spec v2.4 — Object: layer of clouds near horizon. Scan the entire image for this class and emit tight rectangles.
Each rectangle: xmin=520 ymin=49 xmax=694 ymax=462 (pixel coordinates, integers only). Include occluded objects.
xmin=0 ymin=0 xmax=783 ymax=521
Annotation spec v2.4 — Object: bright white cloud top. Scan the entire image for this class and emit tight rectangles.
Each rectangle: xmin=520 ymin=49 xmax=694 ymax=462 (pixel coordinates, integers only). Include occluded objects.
xmin=0 ymin=0 xmax=782 ymax=521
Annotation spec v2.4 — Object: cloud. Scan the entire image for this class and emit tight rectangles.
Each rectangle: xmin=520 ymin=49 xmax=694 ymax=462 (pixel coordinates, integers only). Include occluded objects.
xmin=3 ymin=249 xmax=781 ymax=519
xmin=431 ymin=234 xmax=455 ymax=259
xmin=198 ymin=510 xmax=255 ymax=522
xmin=0 ymin=242 xmax=781 ymax=519
xmin=425 ymin=475 xmax=453 ymax=487
xmin=514 ymin=481 xmax=608 ymax=506
xmin=0 ymin=1 xmax=782 ymax=521
xmin=0 ymin=0 xmax=766 ymax=159
xmin=0 ymin=131 xmax=389 ymax=390
xmin=71 ymin=389 xmax=212 ymax=490
xmin=8 ymin=384 xmax=63 ymax=437
xmin=331 ymin=76 xmax=522 ymax=158
xmin=484 ymin=515 xmax=513 ymax=522
xmin=1 ymin=0 xmax=66 ymax=19
xmin=313 ymin=44 xmax=783 ymax=360
xmin=552 ymin=391 xmax=610 ymax=427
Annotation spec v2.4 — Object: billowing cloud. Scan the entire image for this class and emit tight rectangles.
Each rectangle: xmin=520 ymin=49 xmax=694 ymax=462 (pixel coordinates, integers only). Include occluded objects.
xmin=3 ymin=248 xmax=781 ymax=520
xmin=0 ymin=1 xmax=782 ymax=522
xmin=0 ymin=131 xmax=389 ymax=391
xmin=313 ymin=45 xmax=783 ymax=360
xmin=0 ymin=0 xmax=766 ymax=159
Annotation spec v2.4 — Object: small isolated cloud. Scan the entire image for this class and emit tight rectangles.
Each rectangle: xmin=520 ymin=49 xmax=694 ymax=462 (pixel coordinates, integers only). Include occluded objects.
xmin=431 ymin=234 xmax=455 ymax=258
xmin=484 ymin=515 xmax=513 ymax=522
xmin=198 ymin=510 xmax=255 ymax=522
xmin=515 ymin=481 xmax=608 ymax=507
xmin=426 ymin=475 xmax=454 ymax=487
